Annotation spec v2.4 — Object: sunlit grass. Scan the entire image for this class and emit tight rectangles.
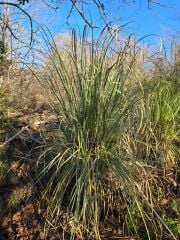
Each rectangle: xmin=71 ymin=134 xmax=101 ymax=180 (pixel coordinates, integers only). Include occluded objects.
xmin=34 ymin=27 xmax=178 ymax=239
xmin=123 ymin=78 xmax=179 ymax=169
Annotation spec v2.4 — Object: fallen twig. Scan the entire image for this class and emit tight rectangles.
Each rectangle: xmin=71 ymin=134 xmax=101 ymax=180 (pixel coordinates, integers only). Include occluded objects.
xmin=19 ymin=132 xmax=46 ymax=145
xmin=0 ymin=125 xmax=29 ymax=148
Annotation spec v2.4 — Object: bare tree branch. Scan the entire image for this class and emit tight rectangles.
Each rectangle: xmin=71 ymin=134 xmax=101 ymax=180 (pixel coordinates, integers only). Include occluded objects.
xmin=0 ymin=15 xmax=29 ymax=45
xmin=70 ymin=0 xmax=96 ymax=29
xmin=0 ymin=1 xmax=33 ymax=45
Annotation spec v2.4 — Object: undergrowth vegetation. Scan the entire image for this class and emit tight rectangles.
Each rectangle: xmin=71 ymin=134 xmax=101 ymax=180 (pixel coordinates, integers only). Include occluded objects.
xmin=0 ymin=0 xmax=179 ymax=239
xmin=32 ymin=28 xmax=180 ymax=239
xmin=0 ymin=23 xmax=179 ymax=239
xmin=124 ymin=78 xmax=179 ymax=169
xmin=0 ymin=87 xmax=17 ymax=129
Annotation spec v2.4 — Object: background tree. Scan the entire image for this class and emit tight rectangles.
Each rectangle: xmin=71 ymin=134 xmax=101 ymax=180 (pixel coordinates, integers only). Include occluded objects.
xmin=0 ymin=1 xmax=9 ymax=80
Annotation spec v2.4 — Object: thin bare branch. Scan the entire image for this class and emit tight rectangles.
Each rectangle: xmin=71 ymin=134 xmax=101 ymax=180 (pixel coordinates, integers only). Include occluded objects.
xmin=70 ymin=0 xmax=96 ymax=29
xmin=0 ymin=1 xmax=33 ymax=45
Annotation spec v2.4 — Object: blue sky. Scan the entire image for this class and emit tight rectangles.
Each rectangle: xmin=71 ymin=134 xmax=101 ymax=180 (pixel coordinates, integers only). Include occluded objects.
xmin=119 ymin=0 xmax=180 ymax=43
xmin=28 ymin=0 xmax=180 ymax=46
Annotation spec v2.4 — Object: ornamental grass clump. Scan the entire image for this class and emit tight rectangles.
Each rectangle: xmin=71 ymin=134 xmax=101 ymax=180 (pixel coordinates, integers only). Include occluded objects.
xmin=36 ymin=28 xmax=177 ymax=239
xmin=119 ymin=78 xmax=179 ymax=239
xmin=123 ymin=78 xmax=179 ymax=169
xmin=145 ymin=79 xmax=180 ymax=167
